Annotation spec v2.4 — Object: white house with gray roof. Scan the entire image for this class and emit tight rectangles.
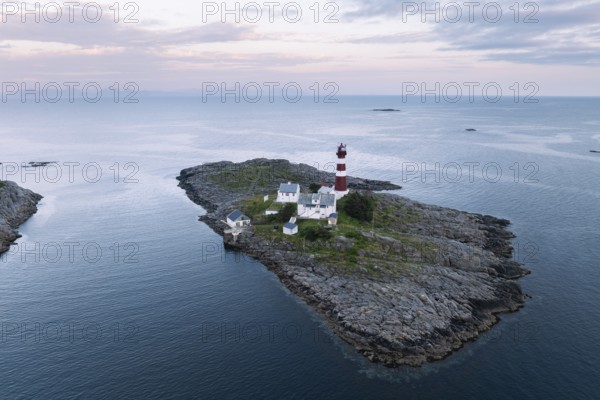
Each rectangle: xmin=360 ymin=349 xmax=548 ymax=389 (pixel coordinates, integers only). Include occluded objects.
xmin=283 ymin=222 xmax=299 ymax=235
xmin=226 ymin=210 xmax=251 ymax=228
xmin=297 ymin=193 xmax=337 ymax=220
xmin=277 ymin=182 xmax=300 ymax=203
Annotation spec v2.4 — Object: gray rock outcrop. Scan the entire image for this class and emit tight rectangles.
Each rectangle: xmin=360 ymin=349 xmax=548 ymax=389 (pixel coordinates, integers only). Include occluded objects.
xmin=0 ymin=181 xmax=43 ymax=254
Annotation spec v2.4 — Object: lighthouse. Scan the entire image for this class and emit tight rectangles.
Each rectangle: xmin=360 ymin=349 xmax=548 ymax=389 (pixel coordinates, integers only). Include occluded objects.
xmin=334 ymin=143 xmax=349 ymax=199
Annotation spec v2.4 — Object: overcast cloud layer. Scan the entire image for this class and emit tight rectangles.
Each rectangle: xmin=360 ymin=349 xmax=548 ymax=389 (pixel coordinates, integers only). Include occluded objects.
xmin=0 ymin=0 xmax=598 ymax=94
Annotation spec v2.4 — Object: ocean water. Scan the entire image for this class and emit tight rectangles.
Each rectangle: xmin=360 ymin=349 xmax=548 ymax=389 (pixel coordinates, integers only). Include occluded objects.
xmin=1 ymin=96 xmax=599 ymax=399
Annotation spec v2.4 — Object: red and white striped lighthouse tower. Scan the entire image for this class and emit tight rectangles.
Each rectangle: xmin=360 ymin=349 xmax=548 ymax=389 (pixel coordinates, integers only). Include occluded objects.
xmin=334 ymin=143 xmax=349 ymax=199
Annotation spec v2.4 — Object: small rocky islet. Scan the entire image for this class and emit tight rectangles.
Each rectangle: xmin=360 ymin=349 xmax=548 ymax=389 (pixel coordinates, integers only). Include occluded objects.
xmin=177 ymin=159 xmax=529 ymax=367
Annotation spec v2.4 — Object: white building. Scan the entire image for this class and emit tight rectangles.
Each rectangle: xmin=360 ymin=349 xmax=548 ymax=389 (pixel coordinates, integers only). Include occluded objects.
xmin=297 ymin=193 xmax=337 ymax=220
xmin=226 ymin=210 xmax=251 ymax=228
xmin=283 ymin=223 xmax=299 ymax=235
xmin=277 ymin=182 xmax=300 ymax=203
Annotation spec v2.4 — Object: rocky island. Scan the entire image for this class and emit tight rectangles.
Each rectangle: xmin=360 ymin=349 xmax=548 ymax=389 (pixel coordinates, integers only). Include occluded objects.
xmin=0 ymin=181 xmax=43 ymax=254
xmin=177 ymin=158 xmax=529 ymax=367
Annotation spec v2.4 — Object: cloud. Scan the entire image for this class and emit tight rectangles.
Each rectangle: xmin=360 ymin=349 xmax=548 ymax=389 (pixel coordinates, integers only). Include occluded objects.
xmin=343 ymin=0 xmax=600 ymax=64
xmin=0 ymin=15 xmax=258 ymax=49
xmin=344 ymin=32 xmax=432 ymax=44
xmin=0 ymin=0 xmax=598 ymax=93
xmin=484 ymin=49 xmax=600 ymax=65
xmin=0 ymin=3 xmax=273 ymax=84
xmin=0 ymin=5 xmax=260 ymax=49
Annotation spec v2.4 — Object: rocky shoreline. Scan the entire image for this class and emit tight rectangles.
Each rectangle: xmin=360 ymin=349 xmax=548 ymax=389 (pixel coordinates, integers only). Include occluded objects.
xmin=177 ymin=159 xmax=529 ymax=367
xmin=0 ymin=181 xmax=43 ymax=254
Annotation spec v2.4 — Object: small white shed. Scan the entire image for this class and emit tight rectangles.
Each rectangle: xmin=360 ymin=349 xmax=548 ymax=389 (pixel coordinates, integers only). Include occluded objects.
xmin=283 ymin=223 xmax=299 ymax=236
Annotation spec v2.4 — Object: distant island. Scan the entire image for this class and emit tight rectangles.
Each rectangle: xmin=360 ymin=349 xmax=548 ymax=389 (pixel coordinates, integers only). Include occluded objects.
xmin=0 ymin=161 xmax=58 ymax=167
xmin=0 ymin=181 xmax=43 ymax=254
xmin=27 ymin=161 xmax=58 ymax=168
xmin=373 ymin=109 xmax=401 ymax=112
xmin=177 ymin=153 xmax=529 ymax=367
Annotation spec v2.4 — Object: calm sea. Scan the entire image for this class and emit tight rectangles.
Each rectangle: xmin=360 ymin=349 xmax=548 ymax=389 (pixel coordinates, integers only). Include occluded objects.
xmin=1 ymin=96 xmax=599 ymax=399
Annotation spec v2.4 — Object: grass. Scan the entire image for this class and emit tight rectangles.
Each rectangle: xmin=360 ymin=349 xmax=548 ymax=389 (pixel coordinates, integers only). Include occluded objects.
xmin=236 ymin=190 xmax=435 ymax=278
xmin=208 ymin=162 xmax=325 ymax=193
xmin=209 ymin=164 xmax=279 ymax=191
xmin=266 ymin=202 xmax=286 ymax=212
xmin=241 ymin=194 xmax=273 ymax=218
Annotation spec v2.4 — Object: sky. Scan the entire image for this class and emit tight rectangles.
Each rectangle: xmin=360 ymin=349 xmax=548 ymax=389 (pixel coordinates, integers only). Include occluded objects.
xmin=0 ymin=0 xmax=599 ymax=96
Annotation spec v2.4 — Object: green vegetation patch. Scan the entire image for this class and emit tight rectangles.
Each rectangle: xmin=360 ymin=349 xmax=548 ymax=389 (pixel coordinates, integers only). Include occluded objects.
xmin=209 ymin=164 xmax=276 ymax=191
xmin=278 ymin=203 xmax=297 ymax=223
xmin=208 ymin=161 xmax=325 ymax=194
xmin=238 ymin=189 xmax=437 ymax=279
xmin=299 ymin=224 xmax=333 ymax=242
xmin=240 ymin=194 xmax=273 ymax=218
xmin=340 ymin=191 xmax=375 ymax=222
xmin=308 ymin=183 xmax=322 ymax=193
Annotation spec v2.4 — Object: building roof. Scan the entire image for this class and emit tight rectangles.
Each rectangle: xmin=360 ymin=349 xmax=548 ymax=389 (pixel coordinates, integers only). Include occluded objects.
xmin=299 ymin=193 xmax=336 ymax=207
xmin=298 ymin=193 xmax=335 ymax=207
xmin=227 ymin=210 xmax=248 ymax=221
xmin=298 ymin=194 xmax=313 ymax=205
xmin=279 ymin=183 xmax=300 ymax=193
xmin=318 ymin=186 xmax=334 ymax=194
xmin=323 ymin=194 xmax=336 ymax=206
xmin=284 ymin=223 xmax=298 ymax=230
